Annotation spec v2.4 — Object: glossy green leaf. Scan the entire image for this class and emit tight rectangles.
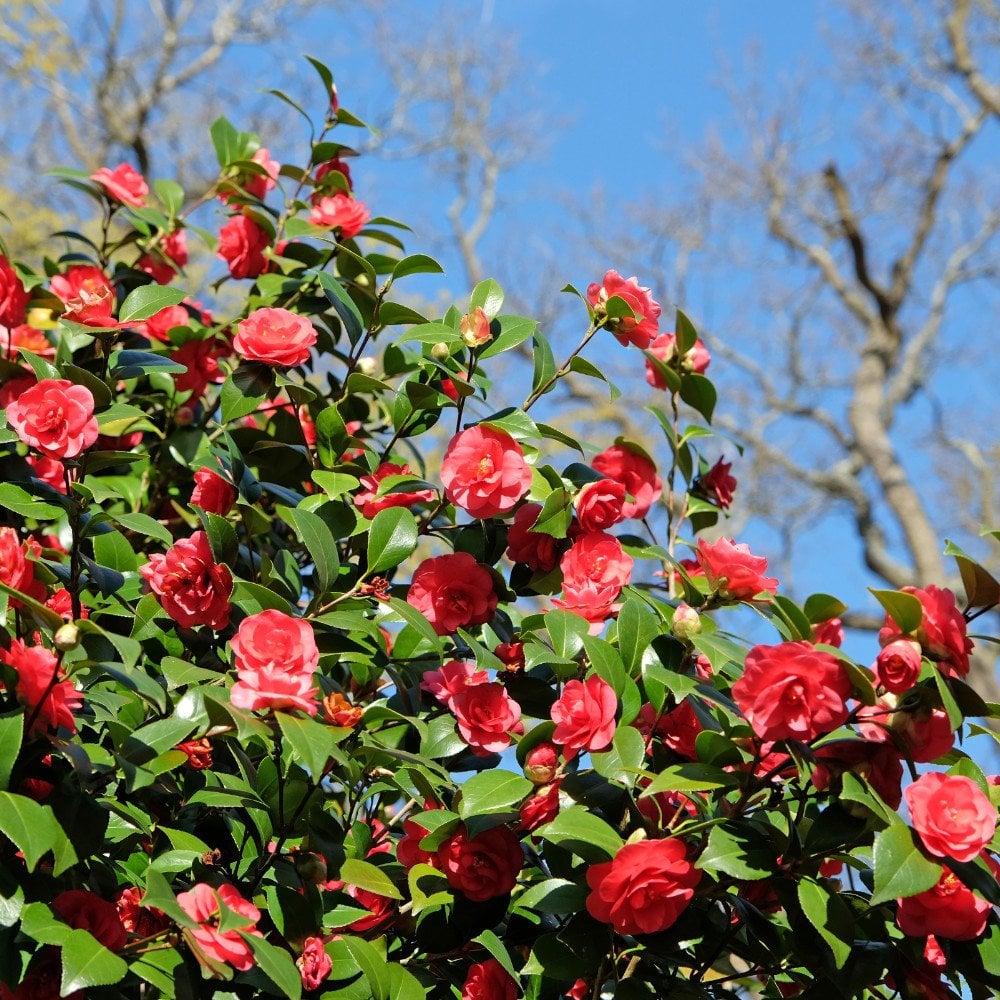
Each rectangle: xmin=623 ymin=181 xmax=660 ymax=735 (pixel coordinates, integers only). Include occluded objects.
xmin=869 ymin=589 xmax=923 ymax=635
xmin=241 ymin=932 xmax=302 ymax=999
xmin=537 ymin=806 xmax=623 ymax=861
xmin=339 ymin=858 xmax=403 ymax=900
xmin=289 ymin=505 xmax=340 ymax=594
xmin=367 ymin=507 xmax=418 ymax=573
xmin=0 ymin=712 xmax=22 ymax=792
xmin=870 ymin=821 xmax=942 ymax=905
xmin=459 ymin=770 xmax=532 ymax=818
xmin=118 ymin=285 xmax=187 ymax=323
xmin=470 ymin=278 xmax=504 ymax=319
xmin=61 ymin=929 xmax=129 ymax=994
xmin=797 ymin=877 xmax=854 ymax=968
xmin=340 ymin=935 xmax=389 ymax=1000
xmin=0 ymin=793 xmax=60 ymax=871
xmin=696 ymin=823 xmax=773 ymax=879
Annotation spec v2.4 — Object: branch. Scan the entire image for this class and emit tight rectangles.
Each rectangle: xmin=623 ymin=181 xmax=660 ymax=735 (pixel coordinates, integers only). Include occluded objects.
xmin=946 ymin=0 xmax=1000 ymax=117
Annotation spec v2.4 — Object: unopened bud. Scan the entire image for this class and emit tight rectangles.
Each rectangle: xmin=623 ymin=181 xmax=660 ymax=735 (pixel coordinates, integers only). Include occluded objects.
xmin=672 ymin=604 xmax=702 ymax=640
xmin=460 ymin=307 xmax=492 ymax=348
xmin=53 ymin=623 xmax=80 ymax=651
xmin=356 ymin=356 xmax=378 ymax=376
xmin=174 ymin=405 xmax=195 ymax=426
xmin=295 ymin=851 xmax=329 ymax=885
xmin=524 ymin=741 xmax=559 ymax=785
xmin=430 ymin=342 xmax=451 ymax=361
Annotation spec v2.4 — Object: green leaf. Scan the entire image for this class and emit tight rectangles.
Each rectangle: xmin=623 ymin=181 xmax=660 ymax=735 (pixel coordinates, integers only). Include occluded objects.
xmin=340 ymin=935 xmax=389 ymax=1000
xmin=459 ymin=770 xmax=532 ymax=819
xmin=546 ymin=609 xmax=588 ymax=659
xmin=947 ymin=544 xmax=1000 ymax=611
xmin=696 ymin=823 xmax=773 ymax=879
xmin=311 ymin=270 xmax=364 ymax=343
xmin=61 ymin=929 xmax=129 ymax=994
xmin=142 ymin=869 xmax=197 ymax=929
xmin=514 ymin=878 xmax=587 ymax=916
xmin=470 ymin=278 xmax=504 ymax=319
xmin=616 ymin=598 xmax=658 ymax=676
xmin=870 ymin=821 xmax=942 ymax=905
xmin=0 ymin=793 xmax=59 ymax=870
xmin=240 ymin=932 xmax=302 ymax=1000
xmin=473 ymin=929 xmax=520 ymax=983
xmin=643 ymin=763 xmax=738 ymax=795
xmin=383 ymin=596 xmax=442 ymax=651
xmin=315 ymin=405 xmax=348 ymax=468
xmin=679 ymin=372 xmax=716 ymax=423
xmin=339 ymin=858 xmax=403 ymax=900
xmin=110 ymin=349 xmax=187 ymax=379
xmin=113 ymin=511 xmax=175 ymax=547
xmin=537 ymin=806 xmax=623 ymax=861
xmin=386 ymin=963 xmax=429 ymax=1000
xmin=591 ymin=725 xmax=645 ymax=787
xmin=675 ymin=309 xmax=699 ymax=354
xmin=277 ymin=713 xmax=339 ymax=778
xmin=96 ymin=403 xmax=158 ymax=437
xmin=367 ymin=508 xmax=418 ymax=574
xmin=289 ymin=506 xmax=340 ymax=594
xmin=582 ymin=635 xmax=626 ymax=696
xmin=0 ymin=712 xmax=22 ymax=792
xmin=531 ymin=487 xmax=572 ymax=539
xmin=392 ymin=254 xmax=444 ymax=280
xmin=377 ymin=302 xmax=428 ymax=326
xmin=869 ymin=589 xmax=923 ymax=634
xmin=210 ymin=116 xmax=250 ymax=167
xmin=797 ymin=877 xmax=854 ymax=968
xmin=118 ymin=285 xmax=187 ymax=324
xmin=479 ymin=315 xmax=537 ymax=360
xmin=154 ymin=179 xmax=184 ymax=215
xmin=772 ymin=595 xmax=814 ymax=642
xmin=803 ymin=593 xmax=848 ymax=625
xmin=530 ymin=331 xmax=556 ymax=397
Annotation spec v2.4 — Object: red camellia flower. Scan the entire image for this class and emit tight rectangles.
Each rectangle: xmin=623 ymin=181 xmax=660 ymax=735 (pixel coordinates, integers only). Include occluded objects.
xmin=451 ymin=681 xmax=524 ymax=756
xmin=177 ymin=882 xmax=262 ymax=972
xmin=0 ymin=254 xmax=29 ymax=327
xmin=732 ymin=641 xmax=852 ymax=742
xmin=644 ymin=331 xmax=711 ymax=388
xmin=241 ymin=147 xmax=281 ymax=201
xmin=0 ymin=639 xmax=82 ymax=734
xmin=217 ymin=214 xmax=271 ymax=279
xmin=586 ymin=269 xmax=661 ymax=349
xmin=176 ymin=738 xmax=214 ymax=770
xmin=518 ymin=779 xmax=562 ymax=833
xmin=591 ymin=443 xmax=662 ymax=520
xmin=421 ymin=660 xmax=488 ymax=706
xmin=441 ymin=425 xmax=533 ymax=519
xmin=696 ymin=457 xmax=737 ymax=509
xmin=0 ymin=953 xmax=84 ymax=1000
xmin=354 ymin=461 xmax=436 ymax=519
xmin=495 ymin=640 xmax=526 ymax=673
xmin=506 ymin=502 xmax=563 ymax=571
xmin=585 ymin=837 xmax=701 ymax=935
xmin=812 ymin=618 xmax=844 ymax=647
xmin=905 ymin=772 xmax=998 ymax=863
xmin=50 ymin=264 xmax=117 ymax=326
xmin=171 ymin=338 xmax=226 ymax=399
xmin=461 ymin=958 xmax=517 ymax=1000
xmin=89 ymin=162 xmax=148 ymax=207
xmin=551 ymin=674 xmax=618 ymax=757
xmin=6 ymin=378 xmax=99 ymax=459
xmin=137 ymin=228 xmax=189 ymax=284
xmin=896 ymin=861 xmax=998 ymax=941
xmin=575 ymin=478 xmax=626 ymax=532
xmin=811 ymin=740 xmax=904 ymax=809
xmin=696 ymin=537 xmax=779 ymax=600
xmin=116 ymin=886 xmax=169 ymax=939
xmin=895 ymin=707 xmax=956 ymax=763
xmin=0 ymin=527 xmax=45 ymax=605
xmin=297 ymin=936 xmax=332 ymax=992
xmin=139 ymin=530 xmax=233 ymax=630
xmin=191 ymin=467 xmax=237 ymax=516
xmin=524 ymin=741 xmax=560 ymax=784
xmin=234 ymin=307 xmax=317 ymax=367
xmin=309 ymin=191 xmax=371 ymax=237
xmin=407 ymin=552 xmax=498 ymax=635
xmin=313 ymin=156 xmax=353 ymax=198
xmin=874 ymin=638 xmax=922 ymax=693
xmin=878 ymin=584 xmax=972 ymax=679
xmin=143 ymin=304 xmax=190 ymax=343
xmin=52 ymin=890 xmax=128 ymax=951
xmin=552 ymin=531 xmax=633 ymax=624
xmin=1 ymin=324 xmax=53 ymax=359
xmin=436 ymin=824 xmax=524 ymax=901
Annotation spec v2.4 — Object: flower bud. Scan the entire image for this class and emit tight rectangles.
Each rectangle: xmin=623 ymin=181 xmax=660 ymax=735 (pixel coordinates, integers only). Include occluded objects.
xmin=295 ymin=850 xmax=328 ymax=885
xmin=672 ymin=604 xmax=702 ymax=640
xmin=53 ymin=622 xmax=80 ymax=651
xmin=460 ymin=307 xmax=491 ymax=348
xmin=356 ymin=356 xmax=378 ymax=376
xmin=431 ymin=341 xmax=451 ymax=361
xmin=174 ymin=405 xmax=195 ymax=426
xmin=524 ymin=741 xmax=559 ymax=785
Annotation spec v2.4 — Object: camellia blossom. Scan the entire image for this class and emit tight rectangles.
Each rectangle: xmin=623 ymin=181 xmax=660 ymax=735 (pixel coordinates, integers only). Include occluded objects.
xmin=407 ymin=552 xmax=498 ymax=635
xmin=217 ymin=214 xmax=271 ymax=279
xmin=89 ymin=162 xmax=148 ymax=207
xmin=696 ymin=536 xmax=778 ymax=600
xmin=586 ymin=269 xmax=661 ymax=349
xmin=585 ymin=837 xmax=701 ymax=935
xmin=450 ymin=681 xmax=524 ymax=756
xmin=552 ymin=531 xmax=633 ymax=624
xmin=297 ymin=936 xmax=332 ymax=991
xmin=50 ymin=264 xmax=117 ymax=326
xmin=436 ymin=824 xmax=524 ymax=901
xmin=461 ymin=958 xmax=517 ymax=1000
xmin=878 ymin=584 xmax=972 ymax=679
xmin=441 ymin=425 xmax=533 ymax=518
xmin=873 ymin=639 xmax=922 ymax=693
xmin=139 ymin=530 xmax=233 ymax=630
xmin=7 ymin=379 xmax=99 ymax=460
xmin=354 ymin=462 xmax=435 ymax=520
xmin=309 ymin=191 xmax=371 ymax=237
xmin=0 ymin=638 xmax=82 ymax=734
xmin=645 ymin=331 xmax=711 ymax=388
xmin=233 ymin=307 xmax=317 ymax=367
xmin=550 ymin=674 xmax=618 ymax=757
xmin=0 ymin=253 xmax=29 ymax=327
xmin=904 ymin=772 xmax=997 ymax=863
xmin=575 ymin=478 xmax=626 ymax=532
xmin=26 ymin=454 xmax=65 ymax=493
xmin=506 ymin=502 xmax=563 ymax=571
xmin=420 ymin=660 xmax=488 ymax=706
xmin=896 ymin=861 xmax=999 ymax=941
xmin=696 ymin=457 xmax=737 ymax=509
xmin=732 ymin=641 xmax=852 ymax=742
xmin=52 ymin=890 xmax=128 ymax=951
xmin=190 ymin=467 xmax=237 ymax=516
xmin=176 ymin=882 xmax=262 ymax=972
xmin=591 ymin=443 xmax=662 ymax=520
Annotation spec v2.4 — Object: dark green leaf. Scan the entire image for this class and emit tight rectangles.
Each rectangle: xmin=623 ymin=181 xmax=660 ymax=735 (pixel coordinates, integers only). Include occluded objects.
xmin=696 ymin=823 xmax=773 ymax=879
xmin=679 ymin=373 xmax=716 ymax=423
xmin=870 ymin=821 xmax=942 ymax=905
xmin=537 ymin=806 xmax=623 ymax=861
xmin=289 ymin=506 xmax=340 ymax=595
xmin=458 ymin=771 xmax=532 ymax=818
xmin=367 ymin=508 xmax=418 ymax=573
xmin=0 ymin=713 xmax=22 ymax=792
xmin=110 ymin=349 xmax=187 ymax=379
xmin=61 ymin=929 xmax=129 ymax=994
xmin=392 ymin=254 xmax=444 ymax=279
xmin=803 ymin=593 xmax=848 ymax=625
xmin=240 ymin=932 xmax=302 ymax=1000
xmin=797 ymin=877 xmax=853 ymax=968
xmin=118 ymin=285 xmax=187 ymax=323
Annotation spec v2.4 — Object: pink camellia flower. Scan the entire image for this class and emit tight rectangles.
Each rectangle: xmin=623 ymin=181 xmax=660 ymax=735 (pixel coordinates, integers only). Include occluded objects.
xmin=191 ymin=467 xmax=237 ymax=516
xmin=733 ymin=640 xmax=852 ymax=743
xmin=874 ymin=639 xmax=922 ymax=694
xmin=6 ymin=378 xmax=99 ymax=459
xmin=0 ymin=528 xmax=44 ymax=605
xmin=313 ymin=157 xmax=353 ymax=199
xmin=591 ymin=443 xmax=662 ymax=520
xmin=1 ymin=639 xmax=82 ymax=734
xmin=506 ymin=503 xmax=563 ymax=572
xmin=354 ymin=462 xmax=435 ymax=520
xmin=52 ymin=890 xmax=128 ymax=952
xmin=552 ymin=532 xmax=633 ymax=624
xmin=586 ymin=269 xmax=661 ymax=349
xmin=231 ymin=609 xmax=319 ymax=677
xmin=138 ymin=228 xmax=189 ymax=284
xmin=645 ymin=331 xmax=711 ymax=388
xmin=575 ymin=479 xmax=626 ymax=532
xmin=50 ymin=264 xmax=117 ymax=326
xmin=586 ymin=838 xmax=701 ymax=936
xmin=451 ymin=681 xmax=524 ymax=756
xmin=407 ymin=552 xmax=498 ymax=635
xmin=309 ymin=191 xmax=371 ymax=237
xmin=297 ymin=936 xmax=332 ymax=991
xmin=461 ymin=958 xmax=517 ymax=1000
xmin=436 ymin=824 xmax=524 ymax=902
xmin=0 ymin=254 xmax=29 ymax=328
xmin=420 ymin=660 xmax=488 ymax=706
xmin=176 ymin=882 xmax=262 ymax=972
xmin=696 ymin=457 xmax=737 ymax=509
xmin=89 ymin=162 xmax=148 ymax=207
xmin=551 ymin=674 xmax=618 ymax=757
xmin=878 ymin=584 xmax=972 ymax=679
xmin=460 ymin=307 xmax=491 ymax=348
xmin=26 ymin=455 xmax=66 ymax=494
xmin=812 ymin=618 xmax=844 ymax=647
xmin=242 ymin=147 xmax=281 ymax=201
xmin=142 ymin=304 xmax=190 ymax=343
xmin=894 ymin=707 xmax=956 ymax=763
xmin=139 ymin=530 xmax=233 ymax=630
xmin=441 ymin=425 xmax=533 ymax=519
xmin=217 ymin=214 xmax=271 ymax=279
xmin=896 ymin=861 xmax=999 ymax=941
xmin=696 ymin=537 xmax=778 ymax=600
xmin=171 ymin=339 xmax=226 ymax=399
xmin=234 ymin=307 xmax=317 ymax=367
xmin=1 ymin=324 xmax=53 ymax=359
xmin=905 ymin=772 xmax=998 ymax=863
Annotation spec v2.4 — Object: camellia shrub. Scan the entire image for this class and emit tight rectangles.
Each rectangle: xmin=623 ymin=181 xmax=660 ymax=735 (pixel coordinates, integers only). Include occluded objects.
xmin=0 ymin=58 xmax=999 ymax=1000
